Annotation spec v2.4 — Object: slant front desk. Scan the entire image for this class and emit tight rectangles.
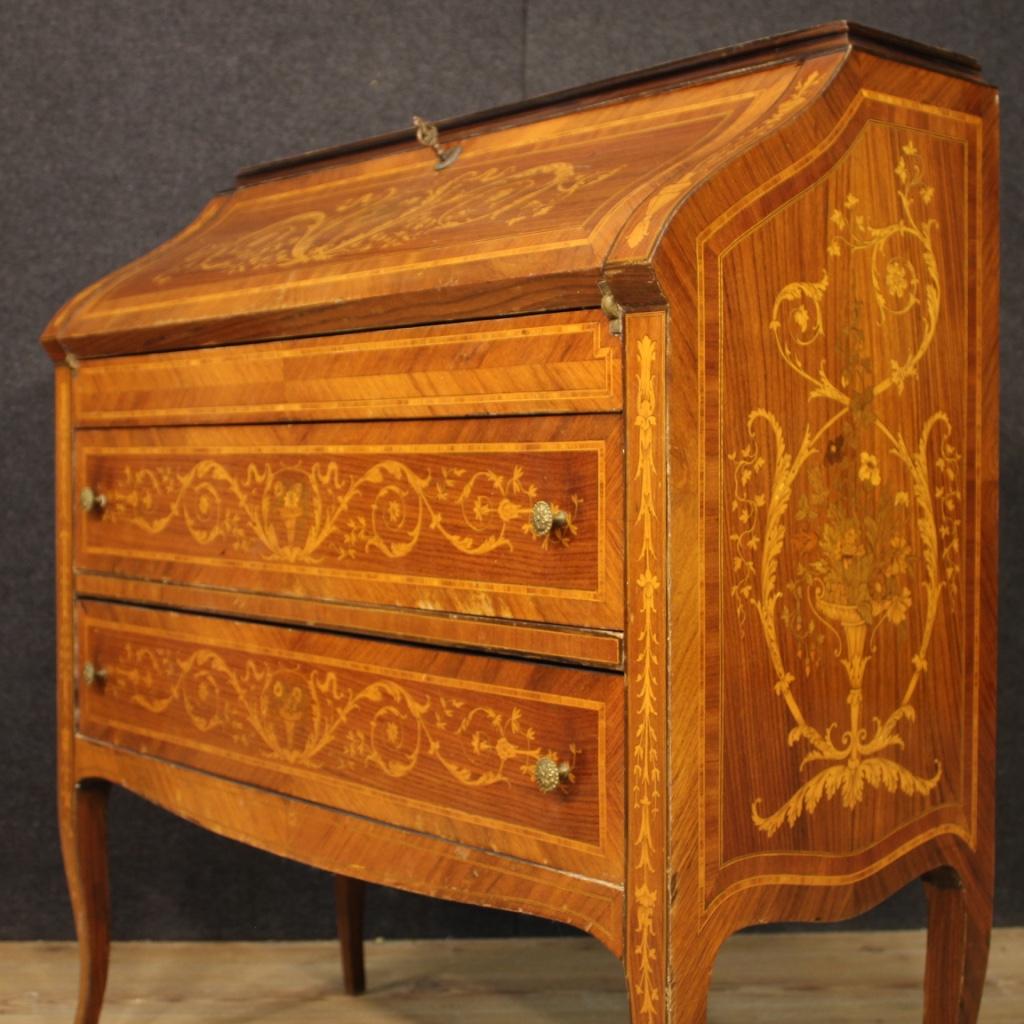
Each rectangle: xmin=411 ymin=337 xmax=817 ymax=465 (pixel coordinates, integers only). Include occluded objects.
xmin=44 ymin=22 xmax=998 ymax=1023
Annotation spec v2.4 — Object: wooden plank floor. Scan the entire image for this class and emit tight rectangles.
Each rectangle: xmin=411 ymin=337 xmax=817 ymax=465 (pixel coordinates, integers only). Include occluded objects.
xmin=1 ymin=930 xmax=1021 ymax=1022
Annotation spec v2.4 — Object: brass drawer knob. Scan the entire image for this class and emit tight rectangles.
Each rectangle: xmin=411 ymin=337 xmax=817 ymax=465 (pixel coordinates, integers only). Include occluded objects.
xmin=82 ymin=662 xmax=107 ymax=687
xmin=531 ymin=500 xmax=568 ymax=538
xmin=534 ymin=756 xmax=571 ymax=794
xmin=80 ymin=486 xmax=107 ymax=513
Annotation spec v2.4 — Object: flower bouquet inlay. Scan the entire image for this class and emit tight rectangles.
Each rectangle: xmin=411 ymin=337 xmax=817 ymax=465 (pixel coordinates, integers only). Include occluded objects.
xmin=728 ymin=141 xmax=962 ymax=836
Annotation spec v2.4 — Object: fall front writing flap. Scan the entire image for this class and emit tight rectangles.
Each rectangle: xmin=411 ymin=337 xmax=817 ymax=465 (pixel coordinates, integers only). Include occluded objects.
xmin=43 ymin=47 xmax=847 ymax=359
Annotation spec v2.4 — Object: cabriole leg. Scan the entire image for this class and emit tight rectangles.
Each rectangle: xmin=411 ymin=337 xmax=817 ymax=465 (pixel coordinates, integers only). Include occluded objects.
xmin=60 ymin=778 xmax=111 ymax=1024
xmin=922 ymin=865 xmax=993 ymax=1023
xmin=625 ymin=934 xmax=715 ymax=1024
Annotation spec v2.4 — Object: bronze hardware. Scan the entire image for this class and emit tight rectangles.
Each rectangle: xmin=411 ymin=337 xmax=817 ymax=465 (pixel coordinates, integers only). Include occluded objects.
xmin=534 ymin=756 xmax=571 ymax=794
xmin=82 ymin=662 xmax=107 ymax=687
xmin=80 ymin=486 xmax=107 ymax=513
xmin=412 ymin=116 xmax=461 ymax=170
xmin=531 ymin=500 xmax=568 ymax=538
xmin=599 ymin=281 xmax=624 ymax=336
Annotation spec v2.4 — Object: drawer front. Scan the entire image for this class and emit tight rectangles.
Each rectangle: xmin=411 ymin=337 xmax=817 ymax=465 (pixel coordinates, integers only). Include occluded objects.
xmin=77 ymin=601 xmax=625 ymax=881
xmin=75 ymin=416 xmax=623 ymax=630
xmin=72 ymin=311 xmax=622 ymax=427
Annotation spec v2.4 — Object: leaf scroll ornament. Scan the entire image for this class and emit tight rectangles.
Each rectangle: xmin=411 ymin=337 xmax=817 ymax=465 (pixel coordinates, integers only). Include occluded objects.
xmin=728 ymin=142 xmax=959 ymax=836
xmin=107 ymin=640 xmax=579 ymax=787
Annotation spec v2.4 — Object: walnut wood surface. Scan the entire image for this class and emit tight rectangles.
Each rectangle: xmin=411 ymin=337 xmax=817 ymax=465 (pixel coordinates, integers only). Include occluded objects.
xmin=75 ymin=415 xmax=624 ymax=632
xmin=41 ymin=53 xmax=843 ymax=359
xmin=77 ymin=600 xmax=625 ymax=882
xmin=55 ymin=368 xmax=112 ymax=1024
xmin=71 ymin=310 xmax=622 ymax=427
xmin=48 ymin=24 xmax=998 ymax=1024
xmin=75 ymin=574 xmax=624 ymax=668
xmin=73 ymin=739 xmax=625 ymax=956
xmin=333 ymin=875 xmax=366 ymax=997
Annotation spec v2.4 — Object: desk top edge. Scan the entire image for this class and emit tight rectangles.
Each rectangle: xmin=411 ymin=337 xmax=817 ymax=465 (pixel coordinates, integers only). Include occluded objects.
xmin=236 ymin=21 xmax=986 ymax=187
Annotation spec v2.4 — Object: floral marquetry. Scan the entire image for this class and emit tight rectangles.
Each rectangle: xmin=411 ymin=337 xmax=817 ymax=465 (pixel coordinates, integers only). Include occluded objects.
xmin=77 ymin=601 xmax=622 ymax=882
xmin=46 ymin=24 xmax=998 ymax=1024
xmin=74 ymin=417 xmax=623 ymax=632
xmin=104 ymin=640 xmax=567 ymax=785
xmin=716 ymin=121 xmax=976 ymax=869
xmin=101 ymin=458 xmax=579 ymax=564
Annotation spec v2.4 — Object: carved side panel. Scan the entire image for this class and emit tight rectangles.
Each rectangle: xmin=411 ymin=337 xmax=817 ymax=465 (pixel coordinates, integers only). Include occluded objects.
xmin=703 ymin=106 xmax=984 ymax=901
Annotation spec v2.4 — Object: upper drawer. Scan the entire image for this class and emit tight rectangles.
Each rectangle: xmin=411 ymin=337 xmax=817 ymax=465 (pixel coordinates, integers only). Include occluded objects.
xmin=75 ymin=415 xmax=623 ymax=630
xmin=71 ymin=311 xmax=621 ymax=427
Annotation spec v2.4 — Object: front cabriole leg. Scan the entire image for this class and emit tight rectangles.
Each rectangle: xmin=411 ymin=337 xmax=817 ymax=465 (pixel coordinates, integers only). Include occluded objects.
xmin=60 ymin=778 xmax=112 ymax=1024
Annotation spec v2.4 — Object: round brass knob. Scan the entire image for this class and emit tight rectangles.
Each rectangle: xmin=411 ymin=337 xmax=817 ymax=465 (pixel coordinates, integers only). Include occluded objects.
xmin=82 ymin=662 xmax=107 ymax=687
xmin=531 ymin=500 xmax=568 ymax=538
xmin=80 ymin=486 xmax=107 ymax=513
xmin=534 ymin=756 xmax=571 ymax=794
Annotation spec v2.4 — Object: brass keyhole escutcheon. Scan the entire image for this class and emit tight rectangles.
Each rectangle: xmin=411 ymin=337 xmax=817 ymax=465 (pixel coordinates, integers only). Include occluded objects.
xmin=80 ymin=486 xmax=107 ymax=513
xmin=534 ymin=756 xmax=571 ymax=794
xmin=531 ymin=500 xmax=568 ymax=538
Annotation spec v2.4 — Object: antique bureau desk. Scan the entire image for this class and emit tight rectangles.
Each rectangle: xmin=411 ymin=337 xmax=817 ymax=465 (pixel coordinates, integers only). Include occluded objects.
xmin=44 ymin=23 xmax=998 ymax=1023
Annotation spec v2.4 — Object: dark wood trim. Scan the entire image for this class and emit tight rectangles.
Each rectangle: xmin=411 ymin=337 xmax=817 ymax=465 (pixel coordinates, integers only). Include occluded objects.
xmin=334 ymin=876 xmax=366 ymax=997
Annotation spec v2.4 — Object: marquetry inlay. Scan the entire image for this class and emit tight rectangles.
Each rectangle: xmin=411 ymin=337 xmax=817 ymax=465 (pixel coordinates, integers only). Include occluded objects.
xmin=44 ymin=28 xmax=998 ymax=1024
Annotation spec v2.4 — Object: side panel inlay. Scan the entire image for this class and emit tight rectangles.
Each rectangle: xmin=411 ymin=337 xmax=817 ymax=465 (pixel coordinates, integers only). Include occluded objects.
xmin=702 ymin=105 xmax=982 ymax=901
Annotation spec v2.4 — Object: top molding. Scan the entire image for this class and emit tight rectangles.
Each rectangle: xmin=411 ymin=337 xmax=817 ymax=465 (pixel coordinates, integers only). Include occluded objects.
xmin=239 ymin=22 xmax=984 ymax=187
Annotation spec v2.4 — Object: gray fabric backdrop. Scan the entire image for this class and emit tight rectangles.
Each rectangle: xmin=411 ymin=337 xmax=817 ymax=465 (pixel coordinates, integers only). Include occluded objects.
xmin=1 ymin=0 xmax=1020 ymax=941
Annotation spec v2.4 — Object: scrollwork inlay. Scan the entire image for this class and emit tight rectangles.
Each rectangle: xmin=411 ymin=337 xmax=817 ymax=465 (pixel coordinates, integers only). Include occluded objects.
xmin=102 ymin=457 xmax=580 ymax=564
xmin=728 ymin=141 xmax=961 ymax=836
xmin=153 ymin=161 xmax=619 ymax=281
xmin=107 ymin=641 xmax=579 ymax=786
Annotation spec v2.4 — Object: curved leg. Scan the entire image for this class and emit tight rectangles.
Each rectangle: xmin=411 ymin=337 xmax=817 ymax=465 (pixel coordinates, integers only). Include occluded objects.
xmin=665 ymin=946 xmax=716 ymax=1024
xmin=667 ymin=967 xmax=712 ymax=1024
xmin=61 ymin=779 xmax=111 ymax=1024
xmin=333 ymin=874 xmax=366 ymax=995
xmin=922 ymin=866 xmax=992 ymax=1023
xmin=625 ymin=929 xmax=715 ymax=1024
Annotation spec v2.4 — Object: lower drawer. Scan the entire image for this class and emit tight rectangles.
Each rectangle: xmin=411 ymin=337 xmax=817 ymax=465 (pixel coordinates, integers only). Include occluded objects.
xmin=76 ymin=601 xmax=624 ymax=882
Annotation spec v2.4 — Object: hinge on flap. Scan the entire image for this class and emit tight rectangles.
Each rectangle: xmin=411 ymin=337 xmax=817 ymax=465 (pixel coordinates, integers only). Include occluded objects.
xmin=599 ymin=281 xmax=624 ymax=336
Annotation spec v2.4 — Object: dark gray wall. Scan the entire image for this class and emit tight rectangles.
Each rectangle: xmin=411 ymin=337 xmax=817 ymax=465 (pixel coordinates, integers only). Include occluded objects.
xmin=2 ymin=0 xmax=1020 ymax=941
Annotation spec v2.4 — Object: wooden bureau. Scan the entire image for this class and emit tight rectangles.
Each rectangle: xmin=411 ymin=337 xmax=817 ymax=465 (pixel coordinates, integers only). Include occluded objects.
xmin=44 ymin=23 xmax=998 ymax=1023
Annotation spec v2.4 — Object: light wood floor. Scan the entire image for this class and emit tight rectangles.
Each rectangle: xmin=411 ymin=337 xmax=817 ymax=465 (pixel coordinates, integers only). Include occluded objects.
xmin=1 ymin=930 xmax=1021 ymax=1022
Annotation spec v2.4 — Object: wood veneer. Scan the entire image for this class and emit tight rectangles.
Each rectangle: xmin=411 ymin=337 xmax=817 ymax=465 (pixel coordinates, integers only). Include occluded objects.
xmin=77 ymin=599 xmax=624 ymax=881
xmin=71 ymin=310 xmax=623 ymax=426
xmin=75 ymin=414 xmax=623 ymax=632
xmin=46 ymin=22 xmax=998 ymax=1023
